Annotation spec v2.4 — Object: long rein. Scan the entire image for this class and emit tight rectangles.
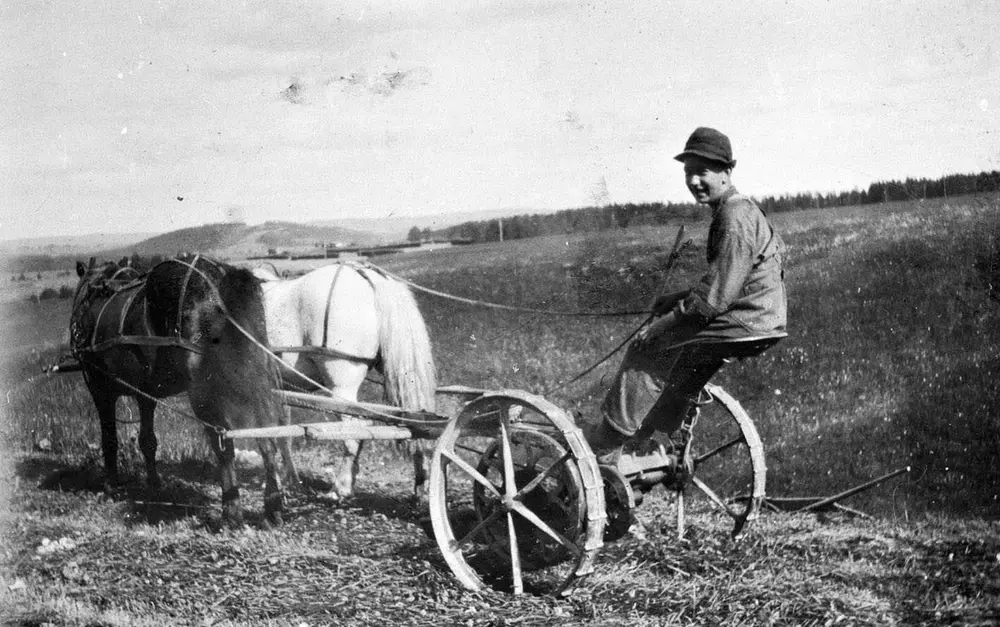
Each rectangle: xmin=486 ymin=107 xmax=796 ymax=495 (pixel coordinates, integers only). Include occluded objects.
xmin=369 ymin=231 xmax=693 ymax=396
xmin=61 ymin=234 xmax=692 ymax=433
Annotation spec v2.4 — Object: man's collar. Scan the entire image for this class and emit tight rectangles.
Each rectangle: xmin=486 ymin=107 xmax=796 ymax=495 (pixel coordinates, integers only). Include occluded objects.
xmin=710 ymin=186 xmax=739 ymax=210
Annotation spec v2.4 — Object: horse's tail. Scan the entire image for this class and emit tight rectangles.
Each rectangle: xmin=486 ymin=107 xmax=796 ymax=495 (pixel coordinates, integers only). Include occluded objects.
xmin=370 ymin=273 xmax=437 ymax=413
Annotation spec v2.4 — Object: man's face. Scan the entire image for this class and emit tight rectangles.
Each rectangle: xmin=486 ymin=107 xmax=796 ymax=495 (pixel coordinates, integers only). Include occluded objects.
xmin=682 ymin=156 xmax=732 ymax=204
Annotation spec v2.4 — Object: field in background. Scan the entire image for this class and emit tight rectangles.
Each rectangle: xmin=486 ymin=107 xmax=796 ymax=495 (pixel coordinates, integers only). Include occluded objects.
xmin=3 ymin=196 xmax=1000 ymax=514
xmin=385 ymin=195 xmax=1000 ymax=518
xmin=2 ymin=196 xmax=999 ymax=625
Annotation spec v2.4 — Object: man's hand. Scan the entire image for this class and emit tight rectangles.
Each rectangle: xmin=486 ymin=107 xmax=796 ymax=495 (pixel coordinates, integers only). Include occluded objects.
xmin=634 ymin=312 xmax=678 ymax=348
xmin=650 ymin=290 xmax=688 ymax=316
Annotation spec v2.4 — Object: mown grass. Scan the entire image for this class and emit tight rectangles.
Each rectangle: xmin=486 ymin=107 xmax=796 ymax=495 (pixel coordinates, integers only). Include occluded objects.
xmin=2 ymin=457 xmax=999 ymax=626
xmin=2 ymin=196 xmax=999 ymax=624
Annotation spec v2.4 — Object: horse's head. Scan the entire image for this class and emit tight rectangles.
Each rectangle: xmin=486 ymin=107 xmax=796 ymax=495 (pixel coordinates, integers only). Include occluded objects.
xmin=75 ymin=257 xmax=119 ymax=297
xmin=75 ymin=256 xmax=142 ymax=290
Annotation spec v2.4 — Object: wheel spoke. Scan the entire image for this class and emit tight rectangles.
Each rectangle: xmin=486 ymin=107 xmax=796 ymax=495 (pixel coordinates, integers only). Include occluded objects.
xmin=456 ymin=442 xmax=489 ymax=458
xmin=442 ymin=448 xmax=501 ymax=500
xmin=452 ymin=507 xmax=505 ymax=552
xmin=515 ymin=450 xmax=572 ymax=500
xmin=511 ymin=501 xmax=583 ymax=557
xmin=507 ymin=511 xmax=523 ymax=594
xmin=499 ymin=415 xmax=517 ymax=501
xmin=456 ymin=442 xmax=535 ymax=471
xmin=691 ymin=475 xmax=740 ymax=520
xmin=694 ymin=435 xmax=743 ymax=466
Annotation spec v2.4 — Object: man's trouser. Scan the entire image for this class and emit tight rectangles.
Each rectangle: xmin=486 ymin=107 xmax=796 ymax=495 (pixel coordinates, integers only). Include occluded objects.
xmin=600 ymin=327 xmax=775 ymax=438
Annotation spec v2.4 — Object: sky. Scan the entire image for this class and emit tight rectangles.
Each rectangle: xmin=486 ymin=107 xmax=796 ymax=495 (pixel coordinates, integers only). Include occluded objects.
xmin=2 ymin=0 xmax=998 ymax=240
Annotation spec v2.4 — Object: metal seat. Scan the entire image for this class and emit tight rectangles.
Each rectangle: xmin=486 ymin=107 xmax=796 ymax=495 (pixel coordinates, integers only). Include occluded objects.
xmin=666 ymin=332 xmax=787 ymax=362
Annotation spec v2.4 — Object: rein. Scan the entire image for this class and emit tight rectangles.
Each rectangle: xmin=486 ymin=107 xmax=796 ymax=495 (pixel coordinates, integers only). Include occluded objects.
xmin=374 ymin=263 xmax=650 ymax=317
xmin=79 ymin=357 xmax=229 ymax=436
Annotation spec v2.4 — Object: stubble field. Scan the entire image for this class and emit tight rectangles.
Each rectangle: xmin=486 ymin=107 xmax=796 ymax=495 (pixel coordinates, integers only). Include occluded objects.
xmin=2 ymin=196 xmax=999 ymax=625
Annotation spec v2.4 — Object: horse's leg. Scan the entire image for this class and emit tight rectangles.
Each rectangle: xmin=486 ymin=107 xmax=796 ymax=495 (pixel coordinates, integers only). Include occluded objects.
xmin=323 ymin=424 xmax=363 ymax=501
xmin=136 ymin=396 xmax=161 ymax=492
xmin=319 ymin=360 xmax=370 ymax=501
xmin=92 ymin=390 xmax=120 ymax=490
xmin=279 ymin=405 xmax=300 ymax=491
xmin=207 ymin=431 xmax=243 ymax=528
xmin=410 ymin=440 xmax=434 ymax=510
xmin=258 ymin=438 xmax=284 ymax=526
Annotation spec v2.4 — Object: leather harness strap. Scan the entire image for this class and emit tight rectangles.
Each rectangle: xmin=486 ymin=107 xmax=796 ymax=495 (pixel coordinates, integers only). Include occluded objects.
xmin=320 ymin=263 xmax=344 ymax=348
xmin=270 ymin=261 xmax=379 ymax=366
xmin=77 ymin=260 xmax=208 ymax=357
xmin=84 ymin=335 xmax=204 ymax=354
xmin=174 ymin=254 xmax=200 ymax=338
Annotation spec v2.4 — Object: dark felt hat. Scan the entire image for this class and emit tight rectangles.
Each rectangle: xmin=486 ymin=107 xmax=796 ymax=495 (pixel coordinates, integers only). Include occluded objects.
xmin=674 ymin=127 xmax=736 ymax=167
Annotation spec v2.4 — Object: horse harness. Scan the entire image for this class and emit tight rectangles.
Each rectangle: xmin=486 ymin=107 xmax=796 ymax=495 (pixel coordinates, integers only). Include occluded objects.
xmin=268 ymin=260 xmax=382 ymax=368
xmin=71 ymin=256 xmax=217 ymax=359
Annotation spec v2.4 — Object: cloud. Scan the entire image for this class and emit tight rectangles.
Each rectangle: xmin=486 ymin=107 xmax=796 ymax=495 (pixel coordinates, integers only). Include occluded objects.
xmin=279 ymin=80 xmax=307 ymax=105
xmin=334 ymin=65 xmax=433 ymax=97
xmin=560 ymin=110 xmax=585 ymax=132
xmin=277 ymin=60 xmax=432 ymax=105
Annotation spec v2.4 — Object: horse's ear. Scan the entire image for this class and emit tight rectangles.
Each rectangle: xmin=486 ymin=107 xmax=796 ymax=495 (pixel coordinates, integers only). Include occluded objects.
xmin=88 ymin=257 xmax=96 ymax=269
xmin=120 ymin=256 xmax=129 ymax=267
xmin=76 ymin=261 xmax=86 ymax=277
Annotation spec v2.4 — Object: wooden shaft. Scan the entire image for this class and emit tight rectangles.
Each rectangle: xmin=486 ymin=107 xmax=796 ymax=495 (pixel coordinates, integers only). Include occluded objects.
xmin=225 ymin=421 xmax=412 ymax=441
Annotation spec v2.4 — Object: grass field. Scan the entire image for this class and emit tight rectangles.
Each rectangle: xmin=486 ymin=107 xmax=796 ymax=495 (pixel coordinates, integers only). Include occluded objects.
xmin=2 ymin=196 xmax=999 ymax=625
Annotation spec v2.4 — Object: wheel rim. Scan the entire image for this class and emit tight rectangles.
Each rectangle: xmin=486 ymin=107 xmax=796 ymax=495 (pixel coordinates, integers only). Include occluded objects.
xmin=429 ymin=391 xmax=604 ymax=595
xmin=599 ymin=464 xmax=635 ymax=543
xmin=681 ymin=384 xmax=766 ymax=538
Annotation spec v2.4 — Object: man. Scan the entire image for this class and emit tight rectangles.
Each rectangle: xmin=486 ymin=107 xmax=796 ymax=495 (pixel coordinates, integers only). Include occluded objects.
xmin=589 ymin=127 xmax=787 ymax=458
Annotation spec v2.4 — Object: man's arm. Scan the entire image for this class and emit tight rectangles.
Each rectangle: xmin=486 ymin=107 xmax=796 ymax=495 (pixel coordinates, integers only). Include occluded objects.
xmin=675 ymin=205 xmax=757 ymax=324
xmin=650 ymin=289 xmax=690 ymax=316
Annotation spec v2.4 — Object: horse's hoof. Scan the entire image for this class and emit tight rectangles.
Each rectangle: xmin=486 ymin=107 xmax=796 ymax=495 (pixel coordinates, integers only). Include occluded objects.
xmin=417 ymin=515 xmax=434 ymax=539
xmin=222 ymin=510 xmax=245 ymax=531
xmin=264 ymin=495 xmax=285 ymax=527
xmin=265 ymin=511 xmax=283 ymax=527
xmin=202 ymin=516 xmax=225 ymax=534
xmin=298 ymin=470 xmax=334 ymax=494
xmin=102 ymin=482 xmax=124 ymax=499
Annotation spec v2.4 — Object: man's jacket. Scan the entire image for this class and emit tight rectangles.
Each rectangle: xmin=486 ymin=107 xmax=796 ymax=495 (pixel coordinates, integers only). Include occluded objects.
xmin=676 ymin=187 xmax=787 ymax=339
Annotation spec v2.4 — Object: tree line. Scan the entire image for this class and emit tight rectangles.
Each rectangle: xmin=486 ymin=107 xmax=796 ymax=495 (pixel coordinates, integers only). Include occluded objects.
xmin=412 ymin=169 xmax=1000 ymax=245
xmin=421 ymin=202 xmax=705 ymax=244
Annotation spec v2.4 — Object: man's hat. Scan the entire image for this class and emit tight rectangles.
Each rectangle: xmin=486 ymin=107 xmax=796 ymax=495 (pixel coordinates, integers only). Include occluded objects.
xmin=674 ymin=127 xmax=736 ymax=167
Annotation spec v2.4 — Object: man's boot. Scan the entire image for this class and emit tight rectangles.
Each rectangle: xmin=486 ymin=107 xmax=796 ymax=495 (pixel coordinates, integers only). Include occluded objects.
xmin=584 ymin=421 xmax=629 ymax=466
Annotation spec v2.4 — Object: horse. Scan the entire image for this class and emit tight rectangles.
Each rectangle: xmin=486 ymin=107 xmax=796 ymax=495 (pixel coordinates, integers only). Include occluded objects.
xmin=251 ymin=261 xmax=437 ymax=503
xmin=71 ymin=255 xmax=286 ymax=527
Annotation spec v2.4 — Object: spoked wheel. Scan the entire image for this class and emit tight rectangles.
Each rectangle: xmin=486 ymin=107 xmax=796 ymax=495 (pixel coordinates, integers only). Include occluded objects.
xmin=429 ymin=391 xmax=605 ymax=596
xmin=673 ymin=383 xmax=766 ymax=539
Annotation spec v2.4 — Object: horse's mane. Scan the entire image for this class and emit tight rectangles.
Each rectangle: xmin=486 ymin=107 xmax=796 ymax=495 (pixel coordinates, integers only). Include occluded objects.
xmin=145 ymin=257 xmax=282 ymax=429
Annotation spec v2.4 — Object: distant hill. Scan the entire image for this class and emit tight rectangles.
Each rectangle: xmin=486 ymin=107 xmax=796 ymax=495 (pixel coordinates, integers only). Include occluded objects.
xmin=0 ymin=211 xmax=533 ymax=270
xmin=102 ymin=221 xmax=387 ymax=259
xmin=0 ymin=232 xmax=157 ymax=256
xmin=312 ymin=208 xmax=541 ymax=241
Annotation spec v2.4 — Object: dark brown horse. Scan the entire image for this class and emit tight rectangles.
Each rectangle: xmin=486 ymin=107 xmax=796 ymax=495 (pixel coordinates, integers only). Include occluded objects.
xmin=71 ymin=255 xmax=285 ymax=526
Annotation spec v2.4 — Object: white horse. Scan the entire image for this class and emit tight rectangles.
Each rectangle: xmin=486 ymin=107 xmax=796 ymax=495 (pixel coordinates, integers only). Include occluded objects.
xmin=252 ymin=262 xmax=437 ymax=502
